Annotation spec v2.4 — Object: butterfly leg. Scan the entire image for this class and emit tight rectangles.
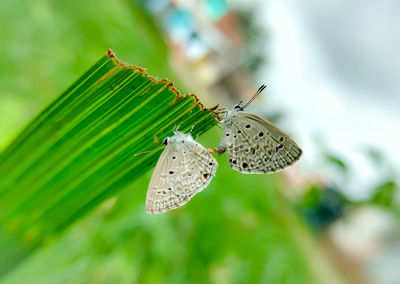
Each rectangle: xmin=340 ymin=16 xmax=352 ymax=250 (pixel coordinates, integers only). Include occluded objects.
xmin=209 ymin=136 xmax=226 ymax=155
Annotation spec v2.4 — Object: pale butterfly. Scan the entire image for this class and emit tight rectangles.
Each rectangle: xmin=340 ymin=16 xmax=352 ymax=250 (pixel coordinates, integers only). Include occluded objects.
xmin=211 ymin=84 xmax=302 ymax=174
xmin=146 ymin=130 xmax=218 ymax=214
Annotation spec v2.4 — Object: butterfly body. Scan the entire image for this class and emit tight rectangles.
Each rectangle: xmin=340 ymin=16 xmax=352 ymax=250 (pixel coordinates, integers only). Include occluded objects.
xmin=146 ymin=131 xmax=217 ymax=214
xmin=215 ymin=107 xmax=302 ymax=174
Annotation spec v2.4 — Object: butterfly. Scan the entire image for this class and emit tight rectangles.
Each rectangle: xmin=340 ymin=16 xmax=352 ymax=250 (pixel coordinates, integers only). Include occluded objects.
xmin=146 ymin=130 xmax=218 ymax=214
xmin=211 ymin=84 xmax=302 ymax=174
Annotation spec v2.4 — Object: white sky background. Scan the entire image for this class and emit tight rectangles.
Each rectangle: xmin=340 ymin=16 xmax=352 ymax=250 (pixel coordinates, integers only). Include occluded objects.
xmin=242 ymin=0 xmax=400 ymax=200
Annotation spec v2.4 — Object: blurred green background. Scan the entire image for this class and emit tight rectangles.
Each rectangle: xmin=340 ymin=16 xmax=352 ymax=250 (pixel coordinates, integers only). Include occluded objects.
xmin=1 ymin=0 xmax=399 ymax=283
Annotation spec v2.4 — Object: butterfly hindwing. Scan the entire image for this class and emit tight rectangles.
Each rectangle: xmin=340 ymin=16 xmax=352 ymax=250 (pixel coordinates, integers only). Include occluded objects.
xmin=175 ymin=142 xmax=218 ymax=196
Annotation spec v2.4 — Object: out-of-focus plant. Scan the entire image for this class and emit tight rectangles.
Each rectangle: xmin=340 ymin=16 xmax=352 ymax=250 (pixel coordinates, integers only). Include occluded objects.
xmin=298 ymin=148 xmax=399 ymax=232
xmin=298 ymin=185 xmax=346 ymax=231
xmin=235 ymin=9 xmax=268 ymax=74
xmin=371 ymin=181 xmax=397 ymax=207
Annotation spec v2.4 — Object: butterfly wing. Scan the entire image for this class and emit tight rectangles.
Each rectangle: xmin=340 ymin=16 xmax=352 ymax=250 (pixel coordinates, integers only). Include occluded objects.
xmin=173 ymin=141 xmax=218 ymax=196
xmin=146 ymin=146 xmax=193 ymax=214
xmin=224 ymin=112 xmax=302 ymax=174
xmin=146 ymin=140 xmax=218 ymax=214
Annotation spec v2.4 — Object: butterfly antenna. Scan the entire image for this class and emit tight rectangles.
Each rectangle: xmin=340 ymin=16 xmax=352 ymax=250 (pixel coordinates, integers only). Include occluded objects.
xmin=173 ymin=124 xmax=181 ymax=134
xmin=242 ymin=84 xmax=267 ymax=109
xmin=134 ymin=147 xmax=162 ymax=156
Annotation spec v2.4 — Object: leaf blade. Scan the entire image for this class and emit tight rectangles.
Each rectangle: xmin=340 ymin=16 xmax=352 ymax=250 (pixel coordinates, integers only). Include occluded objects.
xmin=0 ymin=50 xmax=218 ymax=273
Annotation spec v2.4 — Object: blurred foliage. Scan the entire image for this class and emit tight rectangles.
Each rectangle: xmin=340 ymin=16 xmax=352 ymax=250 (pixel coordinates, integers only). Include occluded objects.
xmin=300 ymin=148 xmax=399 ymax=233
xmin=235 ymin=9 xmax=268 ymax=74
xmin=324 ymin=154 xmax=347 ymax=173
xmin=364 ymin=146 xmax=386 ymax=167
xmin=371 ymin=181 xmax=397 ymax=208
xmin=298 ymin=186 xmax=346 ymax=232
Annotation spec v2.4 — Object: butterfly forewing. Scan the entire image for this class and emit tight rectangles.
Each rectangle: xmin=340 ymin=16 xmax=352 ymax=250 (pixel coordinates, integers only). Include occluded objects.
xmin=224 ymin=112 xmax=302 ymax=174
xmin=146 ymin=147 xmax=188 ymax=214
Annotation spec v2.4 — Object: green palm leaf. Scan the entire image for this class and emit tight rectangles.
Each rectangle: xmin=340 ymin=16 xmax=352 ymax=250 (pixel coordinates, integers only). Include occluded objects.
xmin=0 ymin=50 xmax=218 ymax=275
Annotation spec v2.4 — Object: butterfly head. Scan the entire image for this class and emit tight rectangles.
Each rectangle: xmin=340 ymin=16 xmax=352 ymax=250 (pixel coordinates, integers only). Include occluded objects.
xmin=217 ymin=106 xmax=240 ymax=125
xmin=222 ymin=107 xmax=241 ymax=126
xmin=163 ymin=131 xmax=194 ymax=146
xmin=219 ymin=84 xmax=266 ymax=126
